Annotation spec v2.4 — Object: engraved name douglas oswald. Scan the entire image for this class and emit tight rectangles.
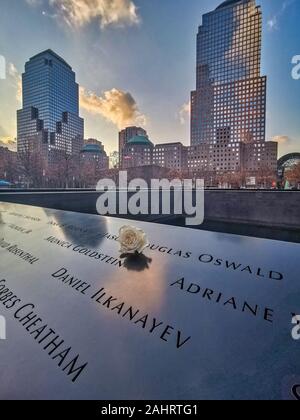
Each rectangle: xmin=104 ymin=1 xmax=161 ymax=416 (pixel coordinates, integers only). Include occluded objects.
xmin=47 ymin=232 xmax=285 ymax=283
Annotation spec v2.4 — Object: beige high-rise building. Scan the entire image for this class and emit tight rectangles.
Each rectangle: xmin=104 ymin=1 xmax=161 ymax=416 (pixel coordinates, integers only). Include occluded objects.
xmin=153 ymin=143 xmax=188 ymax=171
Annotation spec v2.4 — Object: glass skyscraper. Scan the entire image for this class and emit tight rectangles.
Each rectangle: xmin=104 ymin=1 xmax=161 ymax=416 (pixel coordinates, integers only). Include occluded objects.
xmin=191 ymin=0 xmax=266 ymax=146
xmin=17 ymin=49 xmax=84 ymax=157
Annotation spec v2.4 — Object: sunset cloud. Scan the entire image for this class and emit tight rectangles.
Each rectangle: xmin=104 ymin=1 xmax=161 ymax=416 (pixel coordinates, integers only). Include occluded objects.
xmin=79 ymin=87 xmax=146 ymax=129
xmin=267 ymin=17 xmax=277 ymax=31
xmin=0 ymin=138 xmax=17 ymax=151
xmin=272 ymin=135 xmax=292 ymax=144
xmin=26 ymin=0 xmax=140 ymax=29
xmin=25 ymin=0 xmax=42 ymax=5
xmin=0 ymin=126 xmax=16 ymax=151
xmin=267 ymin=0 xmax=295 ymax=31
xmin=0 ymin=126 xmax=8 ymax=138
xmin=8 ymin=63 xmax=22 ymax=103
xmin=179 ymin=101 xmax=190 ymax=125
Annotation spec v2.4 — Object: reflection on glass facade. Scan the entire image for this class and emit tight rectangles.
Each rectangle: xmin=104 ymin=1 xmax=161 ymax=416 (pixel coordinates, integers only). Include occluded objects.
xmin=191 ymin=0 xmax=266 ymax=146
xmin=17 ymin=50 xmax=84 ymax=156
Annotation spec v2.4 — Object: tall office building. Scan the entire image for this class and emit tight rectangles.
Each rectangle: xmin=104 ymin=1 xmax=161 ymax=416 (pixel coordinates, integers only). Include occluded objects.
xmin=191 ymin=0 xmax=266 ymax=146
xmin=17 ymin=50 xmax=84 ymax=158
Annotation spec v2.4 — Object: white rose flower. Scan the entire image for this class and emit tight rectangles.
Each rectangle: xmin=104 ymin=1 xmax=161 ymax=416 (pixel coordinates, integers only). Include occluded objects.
xmin=118 ymin=225 xmax=149 ymax=255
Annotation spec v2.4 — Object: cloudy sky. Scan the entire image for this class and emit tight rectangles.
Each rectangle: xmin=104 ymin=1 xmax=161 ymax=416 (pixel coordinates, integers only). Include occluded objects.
xmin=0 ymin=0 xmax=299 ymax=156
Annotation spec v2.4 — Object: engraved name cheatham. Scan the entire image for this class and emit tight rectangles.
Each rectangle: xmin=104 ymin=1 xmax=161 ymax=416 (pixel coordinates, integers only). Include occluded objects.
xmin=0 ymin=279 xmax=88 ymax=383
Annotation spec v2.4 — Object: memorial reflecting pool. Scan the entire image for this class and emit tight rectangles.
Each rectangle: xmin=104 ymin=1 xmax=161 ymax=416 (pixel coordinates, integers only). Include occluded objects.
xmin=0 ymin=202 xmax=299 ymax=400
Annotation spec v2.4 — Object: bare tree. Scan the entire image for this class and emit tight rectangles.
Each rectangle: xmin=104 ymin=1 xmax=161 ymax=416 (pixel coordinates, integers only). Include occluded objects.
xmin=285 ymin=162 xmax=300 ymax=188
xmin=18 ymin=139 xmax=46 ymax=188
xmin=48 ymin=151 xmax=79 ymax=188
xmin=0 ymin=148 xmax=18 ymax=184
xmin=256 ymin=167 xmax=276 ymax=189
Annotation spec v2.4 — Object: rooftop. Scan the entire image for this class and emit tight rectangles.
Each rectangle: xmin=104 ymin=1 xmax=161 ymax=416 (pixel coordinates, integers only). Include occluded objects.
xmin=29 ymin=49 xmax=72 ymax=70
xmin=127 ymin=135 xmax=154 ymax=146
xmin=81 ymin=144 xmax=104 ymax=154
xmin=216 ymin=0 xmax=244 ymax=10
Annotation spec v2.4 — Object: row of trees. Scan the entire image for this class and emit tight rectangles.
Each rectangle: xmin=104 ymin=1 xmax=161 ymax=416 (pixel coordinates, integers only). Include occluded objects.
xmin=285 ymin=162 xmax=300 ymax=188
xmin=2 ymin=145 xmax=299 ymax=190
xmin=0 ymin=147 xmax=16 ymax=183
xmin=167 ymin=167 xmax=277 ymax=189
xmin=0 ymin=147 xmax=112 ymax=188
